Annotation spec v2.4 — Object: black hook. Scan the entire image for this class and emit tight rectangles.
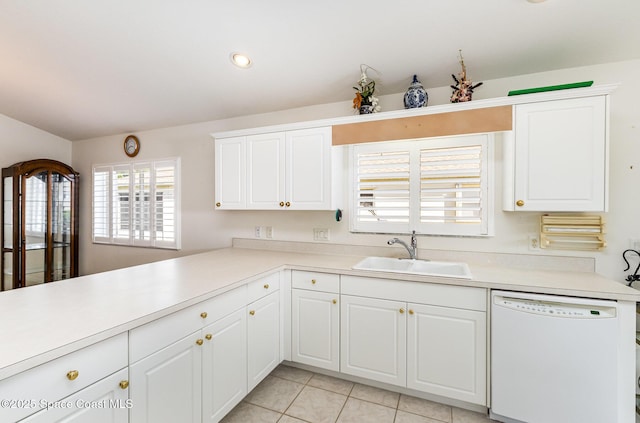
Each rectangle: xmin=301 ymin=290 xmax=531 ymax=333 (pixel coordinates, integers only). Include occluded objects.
xmin=622 ymin=249 xmax=640 ymax=286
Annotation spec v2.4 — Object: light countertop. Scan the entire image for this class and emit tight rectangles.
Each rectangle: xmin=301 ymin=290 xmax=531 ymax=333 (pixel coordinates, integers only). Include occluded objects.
xmin=1 ymin=246 xmax=638 ymax=380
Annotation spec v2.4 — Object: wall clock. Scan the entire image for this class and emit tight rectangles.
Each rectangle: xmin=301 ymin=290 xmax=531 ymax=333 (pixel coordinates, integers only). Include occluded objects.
xmin=124 ymin=135 xmax=140 ymax=157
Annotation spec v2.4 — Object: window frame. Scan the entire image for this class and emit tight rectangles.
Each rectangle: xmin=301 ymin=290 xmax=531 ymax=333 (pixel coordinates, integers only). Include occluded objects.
xmin=349 ymin=134 xmax=494 ymax=237
xmin=92 ymin=157 xmax=181 ymax=250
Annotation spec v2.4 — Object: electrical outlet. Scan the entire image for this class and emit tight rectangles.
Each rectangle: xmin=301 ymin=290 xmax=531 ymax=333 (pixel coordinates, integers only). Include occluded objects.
xmin=265 ymin=226 xmax=273 ymax=239
xmin=528 ymin=234 xmax=540 ymax=251
xmin=254 ymin=226 xmax=262 ymax=238
xmin=313 ymin=228 xmax=330 ymax=241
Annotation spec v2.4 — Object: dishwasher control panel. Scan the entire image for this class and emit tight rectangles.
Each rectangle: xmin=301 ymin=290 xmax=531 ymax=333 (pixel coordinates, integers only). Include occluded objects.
xmin=494 ymin=296 xmax=617 ymax=318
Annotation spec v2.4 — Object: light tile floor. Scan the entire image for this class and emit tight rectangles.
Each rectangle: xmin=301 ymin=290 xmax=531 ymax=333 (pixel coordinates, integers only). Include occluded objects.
xmin=221 ymin=364 xmax=501 ymax=423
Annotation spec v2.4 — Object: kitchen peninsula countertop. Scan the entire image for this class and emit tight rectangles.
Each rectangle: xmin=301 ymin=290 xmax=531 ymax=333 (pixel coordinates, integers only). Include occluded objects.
xmin=1 ymin=246 xmax=638 ymax=380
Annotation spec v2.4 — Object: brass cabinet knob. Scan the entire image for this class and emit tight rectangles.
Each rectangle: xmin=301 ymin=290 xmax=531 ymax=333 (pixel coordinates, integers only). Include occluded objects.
xmin=200 ymin=312 xmax=208 ymax=319
xmin=263 ymin=284 xmax=269 ymax=289
xmin=249 ymin=310 xmax=255 ymax=316
xmin=215 ymin=202 xmax=221 ymax=207
xmin=409 ymin=309 xmax=414 ymax=315
xmin=285 ymin=202 xmax=291 ymax=207
xmin=311 ymin=279 xmax=316 ymax=285
xmin=119 ymin=380 xmax=129 ymax=390
xmin=332 ymin=299 xmax=337 ymax=304
xmin=196 ymin=339 xmax=204 ymax=346
xmin=66 ymin=370 xmax=79 ymax=381
xmin=279 ymin=202 xmax=285 ymax=207
xmin=516 ymin=200 xmax=525 ymax=207
xmin=399 ymin=308 xmax=405 ymax=314
xmin=205 ymin=334 xmax=213 ymax=340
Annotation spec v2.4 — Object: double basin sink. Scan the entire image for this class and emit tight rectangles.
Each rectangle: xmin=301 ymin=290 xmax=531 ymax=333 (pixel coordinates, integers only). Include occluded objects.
xmin=352 ymin=256 xmax=472 ymax=279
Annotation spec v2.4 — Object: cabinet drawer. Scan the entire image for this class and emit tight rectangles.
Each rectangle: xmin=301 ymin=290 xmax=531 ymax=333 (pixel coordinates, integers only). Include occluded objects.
xmin=292 ymin=271 xmax=339 ymax=293
xmin=198 ymin=285 xmax=247 ymax=325
xmin=130 ymin=303 xmax=203 ymax=364
xmin=0 ymin=333 xmax=127 ymax=422
xmin=247 ymin=273 xmax=280 ymax=304
xmin=341 ymin=276 xmax=486 ymax=311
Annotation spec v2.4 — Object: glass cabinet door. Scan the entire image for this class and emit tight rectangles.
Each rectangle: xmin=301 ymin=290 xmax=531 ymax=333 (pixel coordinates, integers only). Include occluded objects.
xmin=23 ymin=171 xmax=48 ymax=286
xmin=51 ymin=172 xmax=72 ymax=281
xmin=2 ymin=176 xmax=13 ymax=291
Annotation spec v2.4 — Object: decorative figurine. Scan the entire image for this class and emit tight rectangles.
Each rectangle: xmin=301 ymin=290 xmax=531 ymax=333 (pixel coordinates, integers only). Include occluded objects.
xmin=353 ymin=64 xmax=381 ymax=114
xmin=450 ymin=50 xmax=483 ymax=103
xmin=404 ymin=75 xmax=428 ymax=109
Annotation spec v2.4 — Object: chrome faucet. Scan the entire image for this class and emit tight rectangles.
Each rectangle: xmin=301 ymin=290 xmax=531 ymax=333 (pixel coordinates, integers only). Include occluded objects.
xmin=387 ymin=230 xmax=418 ymax=260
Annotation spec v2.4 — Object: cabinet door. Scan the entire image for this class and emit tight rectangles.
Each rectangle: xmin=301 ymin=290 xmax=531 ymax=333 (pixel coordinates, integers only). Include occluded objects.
xmin=513 ymin=96 xmax=607 ymax=211
xmin=246 ymin=132 xmax=286 ymax=209
xmin=130 ymin=332 xmax=203 ymax=423
xmin=285 ymin=127 xmax=332 ymax=210
xmin=340 ymin=295 xmax=406 ymax=387
xmin=291 ymin=289 xmax=340 ymax=371
xmin=214 ymin=137 xmax=246 ymax=209
xmin=247 ymin=291 xmax=281 ymax=391
xmin=407 ymin=303 xmax=486 ymax=405
xmin=202 ymin=308 xmax=247 ymax=423
xmin=21 ymin=368 xmax=130 ymax=423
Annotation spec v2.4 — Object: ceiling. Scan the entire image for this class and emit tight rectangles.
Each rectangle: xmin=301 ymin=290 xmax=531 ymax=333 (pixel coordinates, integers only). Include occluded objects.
xmin=0 ymin=1 xmax=638 ymax=141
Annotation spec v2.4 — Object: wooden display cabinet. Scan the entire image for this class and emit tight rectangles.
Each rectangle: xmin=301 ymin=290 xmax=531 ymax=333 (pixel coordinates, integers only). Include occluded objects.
xmin=1 ymin=159 xmax=79 ymax=290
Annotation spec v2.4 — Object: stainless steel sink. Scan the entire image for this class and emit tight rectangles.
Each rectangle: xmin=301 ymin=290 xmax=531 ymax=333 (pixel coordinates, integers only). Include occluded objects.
xmin=352 ymin=256 xmax=472 ymax=279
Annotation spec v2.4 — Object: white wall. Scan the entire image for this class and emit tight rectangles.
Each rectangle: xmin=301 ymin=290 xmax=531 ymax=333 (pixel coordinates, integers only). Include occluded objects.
xmin=0 ymin=113 xmax=72 ymax=168
xmin=72 ymin=59 xmax=640 ymax=283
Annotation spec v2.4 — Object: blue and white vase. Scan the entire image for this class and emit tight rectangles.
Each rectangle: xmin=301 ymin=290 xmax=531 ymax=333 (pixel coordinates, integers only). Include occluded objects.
xmin=403 ymin=75 xmax=428 ymax=109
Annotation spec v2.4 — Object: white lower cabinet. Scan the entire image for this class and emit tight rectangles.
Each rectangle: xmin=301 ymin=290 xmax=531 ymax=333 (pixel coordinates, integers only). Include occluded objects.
xmin=129 ymin=331 xmax=203 ymax=423
xmin=291 ymin=289 xmax=340 ymax=371
xmin=339 ymin=276 xmax=487 ymax=406
xmin=202 ymin=308 xmax=247 ymax=423
xmin=407 ymin=303 xmax=486 ymax=405
xmin=340 ymin=295 xmax=407 ymax=387
xmin=247 ymin=291 xmax=281 ymax=391
xmin=21 ymin=368 xmax=130 ymax=423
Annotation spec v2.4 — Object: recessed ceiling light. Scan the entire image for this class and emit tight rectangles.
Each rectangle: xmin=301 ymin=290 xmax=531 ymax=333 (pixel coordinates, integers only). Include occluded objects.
xmin=230 ymin=53 xmax=252 ymax=68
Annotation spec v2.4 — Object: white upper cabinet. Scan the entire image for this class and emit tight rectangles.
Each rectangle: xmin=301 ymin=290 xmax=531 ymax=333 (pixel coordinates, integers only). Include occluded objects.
xmin=214 ymin=137 xmax=246 ymax=210
xmin=506 ymin=95 xmax=608 ymax=211
xmin=214 ymin=127 xmax=338 ymax=210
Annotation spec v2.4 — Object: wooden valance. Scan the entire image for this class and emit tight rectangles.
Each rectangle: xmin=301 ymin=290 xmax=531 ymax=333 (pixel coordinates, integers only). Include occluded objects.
xmin=332 ymin=105 xmax=512 ymax=145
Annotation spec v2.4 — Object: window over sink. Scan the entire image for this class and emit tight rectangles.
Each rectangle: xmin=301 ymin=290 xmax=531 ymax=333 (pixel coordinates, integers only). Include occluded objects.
xmin=349 ymin=134 xmax=493 ymax=237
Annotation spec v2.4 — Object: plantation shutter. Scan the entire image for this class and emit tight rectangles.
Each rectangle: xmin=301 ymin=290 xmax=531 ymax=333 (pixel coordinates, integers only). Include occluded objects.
xmin=153 ymin=160 xmax=179 ymax=247
xmin=92 ymin=158 xmax=180 ymax=249
xmin=351 ymin=134 xmax=491 ymax=236
xmin=418 ymin=139 xmax=488 ymax=235
xmin=92 ymin=166 xmax=110 ymax=243
xmin=353 ymin=143 xmax=412 ymax=233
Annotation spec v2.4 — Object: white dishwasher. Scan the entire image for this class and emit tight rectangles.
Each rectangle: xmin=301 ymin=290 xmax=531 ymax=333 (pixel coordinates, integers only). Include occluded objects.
xmin=490 ymin=290 xmax=619 ymax=423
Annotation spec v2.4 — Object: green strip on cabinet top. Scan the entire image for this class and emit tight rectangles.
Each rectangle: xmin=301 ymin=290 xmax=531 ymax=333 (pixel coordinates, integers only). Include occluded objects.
xmin=507 ymin=81 xmax=594 ymax=96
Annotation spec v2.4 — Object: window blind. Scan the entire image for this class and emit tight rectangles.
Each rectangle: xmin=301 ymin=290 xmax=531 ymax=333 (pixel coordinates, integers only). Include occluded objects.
xmin=351 ymin=135 xmax=491 ymax=236
xmin=92 ymin=158 xmax=180 ymax=249
xmin=354 ymin=146 xmax=411 ymax=233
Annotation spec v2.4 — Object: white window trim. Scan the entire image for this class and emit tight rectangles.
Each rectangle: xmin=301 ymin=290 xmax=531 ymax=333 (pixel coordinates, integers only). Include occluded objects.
xmin=349 ymin=134 xmax=494 ymax=237
xmin=92 ymin=157 xmax=181 ymax=250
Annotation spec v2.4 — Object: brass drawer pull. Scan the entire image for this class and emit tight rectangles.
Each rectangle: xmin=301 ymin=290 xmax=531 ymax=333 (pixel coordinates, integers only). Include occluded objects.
xmin=196 ymin=339 xmax=204 ymax=346
xmin=311 ymin=279 xmax=316 ymax=285
xmin=205 ymin=334 xmax=213 ymax=340
xmin=200 ymin=312 xmax=208 ymax=319
xmin=279 ymin=202 xmax=285 ymax=207
xmin=516 ymin=200 xmax=525 ymax=207
xmin=249 ymin=310 xmax=255 ymax=316
xmin=119 ymin=380 xmax=129 ymax=389
xmin=264 ymin=284 xmax=270 ymax=289
xmin=332 ymin=299 xmax=337 ymax=304
xmin=66 ymin=370 xmax=79 ymax=381
xmin=215 ymin=202 xmax=221 ymax=207
xmin=399 ymin=308 xmax=405 ymax=314
xmin=409 ymin=309 xmax=414 ymax=315
xmin=285 ymin=202 xmax=291 ymax=207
